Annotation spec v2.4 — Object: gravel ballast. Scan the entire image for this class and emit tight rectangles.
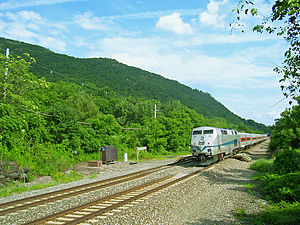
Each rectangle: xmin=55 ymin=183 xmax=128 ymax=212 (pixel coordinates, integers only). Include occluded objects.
xmin=0 ymin=140 xmax=269 ymax=224
xmin=92 ymin=141 xmax=270 ymax=225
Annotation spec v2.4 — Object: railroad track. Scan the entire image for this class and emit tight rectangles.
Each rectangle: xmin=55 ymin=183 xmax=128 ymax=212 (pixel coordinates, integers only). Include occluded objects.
xmin=24 ymin=164 xmax=213 ymax=225
xmin=0 ymin=156 xmax=194 ymax=217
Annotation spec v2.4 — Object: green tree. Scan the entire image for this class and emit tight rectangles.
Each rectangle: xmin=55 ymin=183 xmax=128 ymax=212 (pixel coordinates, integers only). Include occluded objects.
xmin=161 ymin=103 xmax=194 ymax=152
xmin=48 ymin=103 xmax=81 ymax=146
xmin=68 ymin=92 xmax=99 ymax=121
xmin=140 ymin=118 xmax=168 ymax=153
xmin=0 ymin=53 xmax=48 ymax=109
xmin=269 ymin=97 xmax=300 ymax=152
xmin=87 ymin=114 xmax=122 ymax=148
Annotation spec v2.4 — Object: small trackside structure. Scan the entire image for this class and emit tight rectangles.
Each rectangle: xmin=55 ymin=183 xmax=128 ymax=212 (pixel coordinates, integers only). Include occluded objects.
xmin=101 ymin=146 xmax=118 ymax=164
xmin=191 ymin=126 xmax=267 ymax=162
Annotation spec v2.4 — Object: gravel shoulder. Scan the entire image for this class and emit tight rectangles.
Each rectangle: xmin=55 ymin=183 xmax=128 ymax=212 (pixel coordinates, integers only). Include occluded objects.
xmin=0 ymin=140 xmax=270 ymax=225
xmin=94 ymin=140 xmax=270 ymax=225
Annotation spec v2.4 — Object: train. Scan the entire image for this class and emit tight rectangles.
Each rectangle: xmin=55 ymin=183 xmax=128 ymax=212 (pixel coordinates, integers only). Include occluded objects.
xmin=191 ymin=126 xmax=268 ymax=162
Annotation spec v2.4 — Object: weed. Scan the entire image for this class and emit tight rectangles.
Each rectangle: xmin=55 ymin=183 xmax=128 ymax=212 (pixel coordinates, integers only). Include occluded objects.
xmin=235 ymin=201 xmax=300 ymax=225
xmin=0 ymin=171 xmax=83 ymax=197
xmin=88 ymin=174 xmax=98 ymax=179
xmin=250 ymin=158 xmax=274 ymax=173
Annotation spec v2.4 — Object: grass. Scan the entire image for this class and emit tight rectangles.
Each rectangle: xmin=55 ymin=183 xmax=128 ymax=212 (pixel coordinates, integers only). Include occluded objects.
xmin=88 ymin=174 xmax=98 ymax=179
xmin=234 ymin=156 xmax=300 ymax=224
xmin=138 ymin=150 xmax=190 ymax=160
xmin=250 ymin=158 xmax=274 ymax=173
xmin=0 ymin=151 xmax=190 ymax=197
xmin=0 ymin=170 xmax=83 ymax=198
xmin=235 ymin=201 xmax=300 ymax=225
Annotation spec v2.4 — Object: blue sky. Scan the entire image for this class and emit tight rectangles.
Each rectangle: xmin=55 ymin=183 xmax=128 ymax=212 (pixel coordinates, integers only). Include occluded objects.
xmin=0 ymin=0 xmax=294 ymax=125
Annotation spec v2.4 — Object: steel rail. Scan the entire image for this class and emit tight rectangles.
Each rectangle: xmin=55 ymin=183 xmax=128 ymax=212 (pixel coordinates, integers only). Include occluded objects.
xmin=24 ymin=164 xmax=212 ymax=225
xmin=0 ymin=156 xmax=194 ymax=216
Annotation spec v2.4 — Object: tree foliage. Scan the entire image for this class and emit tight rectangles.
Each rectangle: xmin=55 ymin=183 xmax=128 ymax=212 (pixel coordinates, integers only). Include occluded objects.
xmin=0 ymin=37 xmax=269 ymax=132
xmin=269 ymin=97 xmax=300 ymax=152
xmin=0 ymin=51 xmax=270 ymax=178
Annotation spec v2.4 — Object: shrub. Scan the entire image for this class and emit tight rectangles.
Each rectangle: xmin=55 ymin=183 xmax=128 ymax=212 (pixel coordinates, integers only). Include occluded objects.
xmin=273 ymin=148 xmax=300 ymax=175
xmin=235 ymin=201 xmax=300 ymax=225
xmin=250 ymin=158 xmax=274 ymax=173
xmin=258 ymin=172 xmax=300 ymax=203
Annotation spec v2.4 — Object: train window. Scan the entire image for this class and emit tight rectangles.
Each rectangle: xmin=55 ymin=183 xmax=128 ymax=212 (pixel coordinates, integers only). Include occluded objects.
xmin=241 ymin=138 xmax=246 ymax=141
xmin=193 ymin=130 xmax=202 ymax=135
xmin=203 ymin=130 xmax=213 ymax=134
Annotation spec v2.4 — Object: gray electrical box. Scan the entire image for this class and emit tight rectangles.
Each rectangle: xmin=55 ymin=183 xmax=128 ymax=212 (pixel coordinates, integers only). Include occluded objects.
xmin=101 ymin=146 xmax=118 ymax=163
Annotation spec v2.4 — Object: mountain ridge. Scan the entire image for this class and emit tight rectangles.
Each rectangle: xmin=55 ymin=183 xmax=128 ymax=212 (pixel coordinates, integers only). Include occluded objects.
xmin=0 ymin=37 xmax=268 ymax=132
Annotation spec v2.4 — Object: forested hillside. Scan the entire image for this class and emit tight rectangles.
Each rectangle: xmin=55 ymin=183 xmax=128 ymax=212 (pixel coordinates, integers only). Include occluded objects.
xmin=0 ymin=37 xmax=268 ymax=132
xmin=0 ymin=37 xmax=271 ymax=180
xmin=0 ymin=51 xmax=264 ymax=178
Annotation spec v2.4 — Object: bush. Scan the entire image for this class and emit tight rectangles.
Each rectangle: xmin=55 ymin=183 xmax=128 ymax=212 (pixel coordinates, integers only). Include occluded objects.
xmin=258 ymin=172 xmax=300 ymax=203
xmin=250 ymin=158 xmax=274 ymax=173
xmin=235 ymin=201 xmax=300 ymax=225
xmin=273 ymin=148 xmax=300 ymax=175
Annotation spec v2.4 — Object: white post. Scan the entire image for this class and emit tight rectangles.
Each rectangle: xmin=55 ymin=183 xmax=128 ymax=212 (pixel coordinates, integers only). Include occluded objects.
xmin=154 ymin=104 xmax=159 ymax=119
xmin=3 ymin=48 xmax=9 ymax=98
xmin=124 ymin=153 xmax=128 ymax=162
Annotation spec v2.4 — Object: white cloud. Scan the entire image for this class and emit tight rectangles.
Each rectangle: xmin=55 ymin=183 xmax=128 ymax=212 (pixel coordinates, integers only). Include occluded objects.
xmin=18 ymin=10 xmax=43 ymax=21
xmin=267 ymin=110 xmax=281 ymax=121
xmin=85 ymin=35 xmax=285 ymax=125
xmin=86 ymin=36 xmax=277 ymax=90
xmin=155 ymin=13 xmax=193 ymax=35
xmin=73 ymin=37 xmax=89 ymax=47
xmin=99 ymin=8 xmax=202 ymax=21
xmin=0 ymin=10 xmax=67 ymax=52
xmin=199 ymin=0 xmax=227 ymax=28
xmin=73 ymin=12 xmax=109 ymax=31
xmin=5 ymin=22 xmax=38 ymax=40
xmin=4 ymin=11 xmax=43 ymax=24
xmin=39 ymin=36 xmax=66 ymax=51
xmin=0 ymin=19 xmax=6 ymax=31
xmin=0 ymin=0 xmax=83 ymax=10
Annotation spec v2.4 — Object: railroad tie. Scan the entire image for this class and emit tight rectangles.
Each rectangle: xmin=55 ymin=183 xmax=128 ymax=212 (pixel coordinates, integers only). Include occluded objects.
xmin=233 ymin=153 xmax=252 ymax=162
xmin=45 ymin=221 xmax=65 ymax=225
xmin=56 ymin=217 xmax=75 ymax=221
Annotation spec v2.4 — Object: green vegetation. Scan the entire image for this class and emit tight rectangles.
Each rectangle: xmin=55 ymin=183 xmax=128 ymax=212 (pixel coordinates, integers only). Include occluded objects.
xmin=236 ymin=102 xmax=300 ymax=224
xmin=0 ymin=171 xmax=83 ymax=197
xmin=234 ymin=202 xmax=300 ymax=225
xmin=0 ymin=37 xmax=270 ymax=133
xmin=0 ymin=50 xmax=268 ymax=188
xmin=232 ymin=1 xmax=299 ymax=223
xmin=269 ymin=102 xmax=300 ymax=154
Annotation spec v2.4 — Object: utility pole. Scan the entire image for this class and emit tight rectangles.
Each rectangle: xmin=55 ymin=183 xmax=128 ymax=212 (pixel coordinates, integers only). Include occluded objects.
xmin=154 ymin=104 xmax=159 ymax=119
xmin=3 ymin=48 xmax=9 ymax=99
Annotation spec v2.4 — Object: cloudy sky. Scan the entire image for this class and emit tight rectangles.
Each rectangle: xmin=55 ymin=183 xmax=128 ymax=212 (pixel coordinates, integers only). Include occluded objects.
xmin=0 ymin=0 xmax=293 ymax=125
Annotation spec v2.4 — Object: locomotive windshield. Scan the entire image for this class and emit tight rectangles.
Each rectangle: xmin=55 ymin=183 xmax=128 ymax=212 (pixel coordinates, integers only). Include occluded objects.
xmin=193 ymin=130 xmax=202 ymax=135
xmin=203 ymin=130 xmax=214 ymax=134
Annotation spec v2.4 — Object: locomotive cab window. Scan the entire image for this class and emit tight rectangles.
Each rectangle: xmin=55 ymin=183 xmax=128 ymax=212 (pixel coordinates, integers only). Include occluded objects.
xmin=203 ymin=129 xmax=213 ymax=134
xmin=193 ymin=130 xmax=202 ymax=135
xmin=221 ymin=130 xmax=228 ymax=135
